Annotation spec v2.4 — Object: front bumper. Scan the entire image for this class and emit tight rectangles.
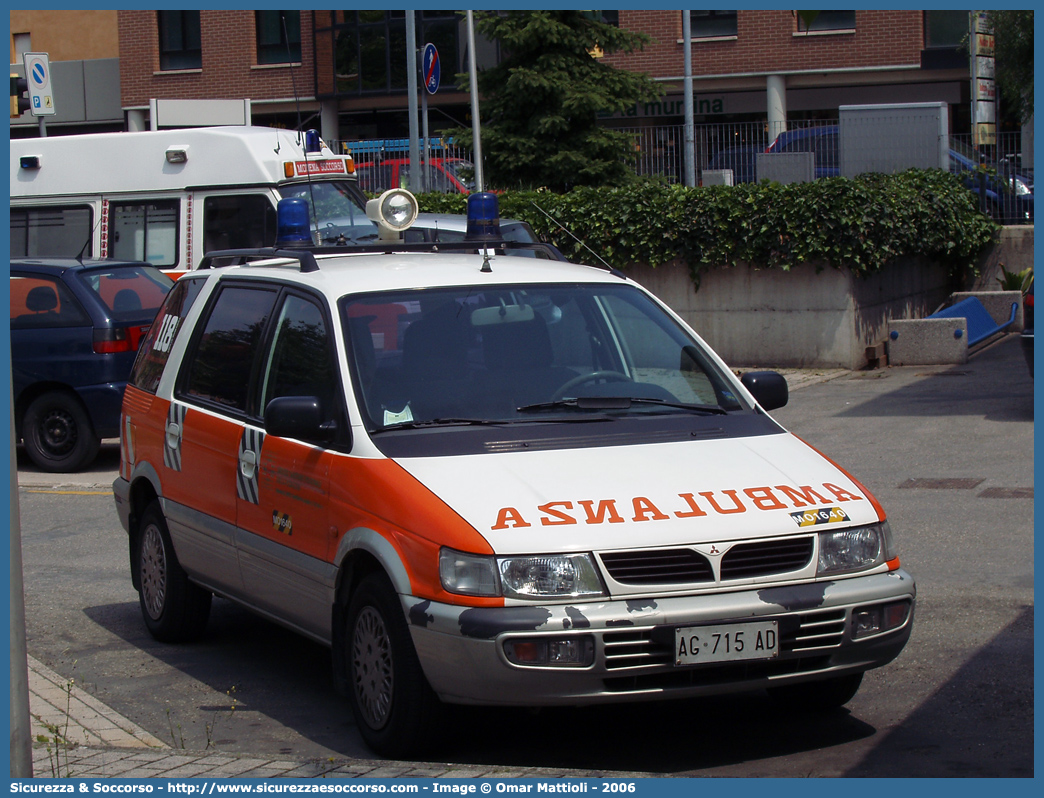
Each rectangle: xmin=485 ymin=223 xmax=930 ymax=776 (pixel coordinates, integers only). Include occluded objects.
xmin=407 ymin=570 xmax=915 ymax=706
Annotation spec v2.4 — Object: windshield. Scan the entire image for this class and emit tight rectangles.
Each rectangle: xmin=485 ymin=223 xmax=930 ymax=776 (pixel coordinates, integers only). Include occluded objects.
xmin=341 ymin=283 xmax=748 ymax=432
xmin=279 ymin=181 xmax=379 ymax=244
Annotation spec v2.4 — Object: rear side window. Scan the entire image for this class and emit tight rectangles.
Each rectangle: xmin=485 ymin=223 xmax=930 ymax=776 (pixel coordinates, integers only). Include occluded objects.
xmin=9 ymin=274 xmax=91 ymax=329
xmin=75 ymin=266 xmax=173 ymax=321
xmin=130 ymin=277 xmax=206 ymax=394
xmin=110 ymin=200 xmax=179 ymax=267
xmin=180 ymin=285 xmax=278 ymax=412
xmin=355 ymin=164 xmax=395 ymax=194
xmin=9 ymin=205 xmax=94 ymax=258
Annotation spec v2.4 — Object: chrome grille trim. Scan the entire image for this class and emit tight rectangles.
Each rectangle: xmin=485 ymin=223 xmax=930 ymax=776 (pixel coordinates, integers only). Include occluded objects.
xmin=601 ymin=607 xmax=848 ymax=673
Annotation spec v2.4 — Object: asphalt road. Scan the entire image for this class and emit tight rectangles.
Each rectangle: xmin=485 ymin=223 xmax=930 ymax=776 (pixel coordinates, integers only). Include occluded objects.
xmin=15 ymin=334 xmax=1034 ymax=777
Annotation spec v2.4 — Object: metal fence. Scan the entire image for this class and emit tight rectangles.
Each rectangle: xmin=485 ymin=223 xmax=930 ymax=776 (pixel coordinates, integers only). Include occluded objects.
xmin=335 ymin=123 xmax=1032 ymax=225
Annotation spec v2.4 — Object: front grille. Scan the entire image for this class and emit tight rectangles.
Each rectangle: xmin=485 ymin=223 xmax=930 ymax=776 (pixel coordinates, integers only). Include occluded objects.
xmin=788 ymin=608 xmax=846 ymax=652
xmin=599 ymin=549 xmax=713 ymax=585
xmin=603 ymin=630 xmax=674 ymax=670
xmin=598 ymin=535 xmax=814 ymax=587
xmin=720 ymin=537 xmax=814 ymax=579
xmin=601 ymin=608 xmax=847 ymax=673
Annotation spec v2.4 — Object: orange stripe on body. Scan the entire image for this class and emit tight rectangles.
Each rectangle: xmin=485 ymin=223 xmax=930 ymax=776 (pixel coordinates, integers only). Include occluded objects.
xmin=792 ymin=434 xmax=887 ymax=522
xmin=329 ymin=457 xmax=502 ymax=607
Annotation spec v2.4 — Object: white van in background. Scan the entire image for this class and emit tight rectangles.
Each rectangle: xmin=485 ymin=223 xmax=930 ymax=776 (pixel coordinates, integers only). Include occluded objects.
xmin=10 ymin=126 xmax=377 ymax=274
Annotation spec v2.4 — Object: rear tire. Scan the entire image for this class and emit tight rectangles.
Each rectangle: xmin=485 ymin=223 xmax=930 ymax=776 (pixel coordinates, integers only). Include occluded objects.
xmin=767 ymin=672 xmax=864 ymax=711
xmin=21 ymin=390 xmax=101 ymax=473
xmin=135 ymin=501 xmax=211 ymax=642
xmin=343 ymin=573 xmax=442 ymax=758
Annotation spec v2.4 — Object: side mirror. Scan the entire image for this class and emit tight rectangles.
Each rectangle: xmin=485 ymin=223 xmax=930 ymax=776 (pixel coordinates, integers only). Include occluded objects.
xmin=264 ymin=396 xmax=336 ymax=442
xmin=740 ymin=371 xmax=789 ymax=411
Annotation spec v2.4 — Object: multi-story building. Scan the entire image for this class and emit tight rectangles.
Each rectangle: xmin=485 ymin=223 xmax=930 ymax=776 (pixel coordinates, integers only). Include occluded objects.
xmin=9 ymin=9 xmax=123 ymax=135
xmin=11 ymin=10 xmax=1013 ymax=146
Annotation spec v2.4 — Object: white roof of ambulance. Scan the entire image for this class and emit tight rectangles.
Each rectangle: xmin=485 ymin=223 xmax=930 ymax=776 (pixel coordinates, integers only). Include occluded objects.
xmin=11 ymin=126 xmax=340 ymax=199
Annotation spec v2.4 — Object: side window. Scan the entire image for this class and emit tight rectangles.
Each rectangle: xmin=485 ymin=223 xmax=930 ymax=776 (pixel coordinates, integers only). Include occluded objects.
xmin=111 ymin=200 xmax=179 ymax=267
xmin=202 ymin=195 xmax=277 ymax=253
xmin=259 ymin=294 xmax=338 ymax=417
xmin=130 ymin=277 xmax=207 ymax=394
xmin=426 ymin=165 xmax=458 ymax=193
xmin=10 ymin=205 xmax=93 ymax=258
xmin=10 ymin=274 xmax=91 ymax=329
xmin=181 ymin=285 xmax=278 ymax=412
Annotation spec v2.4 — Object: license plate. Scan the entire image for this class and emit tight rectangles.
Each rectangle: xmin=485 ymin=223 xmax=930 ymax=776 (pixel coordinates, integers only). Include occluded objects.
xmin=675 ymin=620 xmax=779 ymax=666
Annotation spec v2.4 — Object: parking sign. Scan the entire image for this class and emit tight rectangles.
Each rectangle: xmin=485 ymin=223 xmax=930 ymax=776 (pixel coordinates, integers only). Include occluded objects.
xmin=23 ymin=52 xmax=55 ymax=116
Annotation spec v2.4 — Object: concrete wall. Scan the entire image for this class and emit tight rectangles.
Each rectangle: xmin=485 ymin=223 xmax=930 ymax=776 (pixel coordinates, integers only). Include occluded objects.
xmin=627 ymin=226 xmax=1033 ymax=370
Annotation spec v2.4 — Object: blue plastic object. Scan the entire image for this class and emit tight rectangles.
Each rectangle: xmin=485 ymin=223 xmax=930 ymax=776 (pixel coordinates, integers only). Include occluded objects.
xmin=304 ymin=129 xmax=323 ymax=154
xmin=928 ymin=297 xmax=1018 ymax=347
xmin=466 ymin=192 xmax=501 ymax=241
xmin=275 ymin=198 xmax=312 ymax=246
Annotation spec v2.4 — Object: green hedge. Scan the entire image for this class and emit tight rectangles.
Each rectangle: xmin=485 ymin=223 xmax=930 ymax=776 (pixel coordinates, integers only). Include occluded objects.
xmin=414 ymin=170 xmax=998 ymax=288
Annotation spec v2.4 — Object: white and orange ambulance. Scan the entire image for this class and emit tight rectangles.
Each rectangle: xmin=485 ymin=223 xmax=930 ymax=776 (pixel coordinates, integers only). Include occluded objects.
xmin=11 ymin=126 xmax=372 ymax=274
xmin=113 ymin=191 xmax=915 ymax=757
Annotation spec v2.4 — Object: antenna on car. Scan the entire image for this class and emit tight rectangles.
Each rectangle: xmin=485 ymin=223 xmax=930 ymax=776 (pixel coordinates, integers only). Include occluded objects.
xmin=527 ymin=201 xmax=622 ymax=276
xmin=280 ymin=11 xmax=321 ymax=245
xmin=75 ymin=216 xmax=104 ymax=263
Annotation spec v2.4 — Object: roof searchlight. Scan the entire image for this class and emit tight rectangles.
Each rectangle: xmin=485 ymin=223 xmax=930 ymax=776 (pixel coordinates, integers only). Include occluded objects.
xmin=366 ymin=189 xmax=419 ymax=242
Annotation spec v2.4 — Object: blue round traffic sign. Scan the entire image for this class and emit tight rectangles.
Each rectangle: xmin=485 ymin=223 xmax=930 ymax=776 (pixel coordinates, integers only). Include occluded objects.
xmin=422 ymin=43 xmax=440 ymax=95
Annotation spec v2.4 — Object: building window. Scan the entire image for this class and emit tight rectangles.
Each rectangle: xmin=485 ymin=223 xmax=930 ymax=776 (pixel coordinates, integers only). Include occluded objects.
xmin=158 ymin=11 xmax=202 ymax=70
xmin=689 ymin=11 xmax=738 ymax=38
xmin=256 ymin=11 xmax=301 ymax=65
xmin=924 ymin=10 xmax=968 ymax=48
xmin=796 ymin=11 xmax=856 ymax=33
xmin=327 ymin=11 xmax=459 ymax=97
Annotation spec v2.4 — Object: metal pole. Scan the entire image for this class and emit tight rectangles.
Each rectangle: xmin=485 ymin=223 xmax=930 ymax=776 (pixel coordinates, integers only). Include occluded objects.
xmin=406 ymin=12 xmax=422 ymax=193
xmin=422 ymin=83 xmax=431 ymax=192
xmin=466 ymin=10 xmax=484 ymax=192
xmin=682 ymin=13 xmax=695 ymax=187
xmin=10 ymin=387 xmax=33 ymax=777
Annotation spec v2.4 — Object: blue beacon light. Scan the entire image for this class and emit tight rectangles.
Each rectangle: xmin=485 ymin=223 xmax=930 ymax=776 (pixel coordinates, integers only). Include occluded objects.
xmin=275 ymin=198 xmax=312 ymax=246
xmin=466 ymin=192 xmax=501 ymax=241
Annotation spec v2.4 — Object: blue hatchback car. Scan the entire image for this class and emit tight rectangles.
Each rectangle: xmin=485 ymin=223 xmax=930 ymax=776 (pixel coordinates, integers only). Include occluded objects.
xmin=10 ymin=258 xmax=173 ymax=472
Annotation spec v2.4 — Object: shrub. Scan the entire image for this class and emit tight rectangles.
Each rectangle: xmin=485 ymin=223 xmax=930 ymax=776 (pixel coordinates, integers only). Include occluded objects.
xmin=414 ymin=170 xmax=998 ymax=288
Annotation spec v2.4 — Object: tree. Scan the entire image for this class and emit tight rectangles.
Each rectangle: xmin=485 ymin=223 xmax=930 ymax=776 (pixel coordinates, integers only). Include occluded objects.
xmin=448 ymin=11 xmax=662 ymax=191
xmin=987 ymin=10 xmax=1033 ymax=124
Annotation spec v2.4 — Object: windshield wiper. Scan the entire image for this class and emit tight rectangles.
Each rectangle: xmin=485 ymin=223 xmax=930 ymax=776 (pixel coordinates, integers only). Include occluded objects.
xmin=375 ymin=418 xmax=507 ymax=431
xmin=517 ymin=397 xmax=728 ymax=414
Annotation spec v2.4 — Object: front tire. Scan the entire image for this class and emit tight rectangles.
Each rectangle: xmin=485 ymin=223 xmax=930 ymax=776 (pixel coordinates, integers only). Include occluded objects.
xmin=767 ymin=672 xmax=864 ymax=711
xmin=344 ymin=573 xmax=441 ymax=758
xmin=21 ymin=390 xmax=101 ymax=473
xmin=135 ymin=501 xmax=211 ymax=642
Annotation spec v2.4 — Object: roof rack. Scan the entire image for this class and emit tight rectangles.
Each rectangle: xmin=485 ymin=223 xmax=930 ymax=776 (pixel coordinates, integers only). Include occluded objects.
xmin=198 ymin=247 xmax=319 ymax=272
xmin=198 ymin=239 xmax=573 ymax=273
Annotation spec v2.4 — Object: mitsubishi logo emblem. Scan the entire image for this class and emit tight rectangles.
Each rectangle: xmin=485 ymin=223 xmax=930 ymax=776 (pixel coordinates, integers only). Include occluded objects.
xmin=709 ymin=545 xmax=720 ymax=555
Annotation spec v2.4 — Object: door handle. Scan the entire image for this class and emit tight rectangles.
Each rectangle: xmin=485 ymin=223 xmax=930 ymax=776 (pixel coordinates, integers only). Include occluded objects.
xmin=240 ymin=448 xmax=257 ymax=480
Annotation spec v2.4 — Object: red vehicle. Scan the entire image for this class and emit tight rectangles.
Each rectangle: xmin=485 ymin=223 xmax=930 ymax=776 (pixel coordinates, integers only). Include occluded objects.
xmin=354 ymin=157 xmax=473 ymax=195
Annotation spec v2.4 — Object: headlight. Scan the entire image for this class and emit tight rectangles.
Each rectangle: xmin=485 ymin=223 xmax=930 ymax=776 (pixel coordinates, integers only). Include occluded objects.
xmin=817 ymin=521 xmax=895 ymax=575
xmin=439 ymin=549 xmax=499 ymax=597
xmin=499 ymin=554 xmax=605 ymax=599
xmin=439 ymin=549 xmax=605 ymax=599
xmin=1014 ymin=179 xmax=1032 ymax=197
